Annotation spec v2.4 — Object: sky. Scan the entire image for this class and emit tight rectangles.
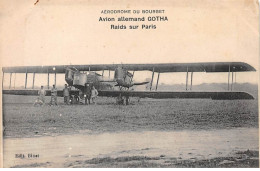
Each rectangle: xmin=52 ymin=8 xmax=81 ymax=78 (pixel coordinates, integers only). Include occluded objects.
xmin=1 ymin=0 xmax=259 ymax=88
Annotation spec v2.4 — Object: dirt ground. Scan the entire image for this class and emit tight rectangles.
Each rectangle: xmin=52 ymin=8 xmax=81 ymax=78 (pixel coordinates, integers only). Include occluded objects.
xmin=2 ymin=95 xmax=259 ymax=167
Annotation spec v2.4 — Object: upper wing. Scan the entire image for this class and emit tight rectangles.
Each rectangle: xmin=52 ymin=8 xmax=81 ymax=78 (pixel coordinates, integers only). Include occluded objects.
xmin=3 ymin=89 xmax=254 ymax=100
xmin=2 ymin=62 xmax=256 ymax=73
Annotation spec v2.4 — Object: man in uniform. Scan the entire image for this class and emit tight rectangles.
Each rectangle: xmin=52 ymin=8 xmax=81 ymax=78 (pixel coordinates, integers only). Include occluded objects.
xmin=63 ymin=84 xmax=70 ymax=105
xmin=34 ymin=97 xmax=44 ymax=106
xmin=50 ymin=84 xmax=58 ymax=105
xmin=91 ymin=86 xmax=98 ymax=104
xmin=79 ymin=89 xmax=85 ymax=104
xmin=37 ymin=85 xmax=46 ymax=105
xmin=84 ymin=83 xmax=91 ymax=105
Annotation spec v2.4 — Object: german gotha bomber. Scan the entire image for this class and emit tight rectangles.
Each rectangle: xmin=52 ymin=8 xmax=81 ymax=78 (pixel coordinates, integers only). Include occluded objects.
xmin=2 ymin=62 xmax=256 ymax=104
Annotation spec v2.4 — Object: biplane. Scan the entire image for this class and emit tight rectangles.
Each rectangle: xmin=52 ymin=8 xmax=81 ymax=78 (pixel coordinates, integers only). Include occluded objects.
xmin=2 ymin=62 xmax=256 ymax=105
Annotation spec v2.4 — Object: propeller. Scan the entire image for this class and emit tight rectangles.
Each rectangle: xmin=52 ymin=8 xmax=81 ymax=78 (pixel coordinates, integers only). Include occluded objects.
xmin=94 ymin=72 xmax=102 ymax=76
xmin=66 ymin=67 xmax=78 ymax=72
xmin=132 ymin=81 xmax=149 ymax=86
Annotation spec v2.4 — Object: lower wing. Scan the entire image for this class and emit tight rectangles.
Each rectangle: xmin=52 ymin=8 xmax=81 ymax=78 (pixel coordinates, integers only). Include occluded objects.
xmin=2 ymin=90 xmax=79 ymax=97
xmin=2 ymin=90 xmax=254 ymax=100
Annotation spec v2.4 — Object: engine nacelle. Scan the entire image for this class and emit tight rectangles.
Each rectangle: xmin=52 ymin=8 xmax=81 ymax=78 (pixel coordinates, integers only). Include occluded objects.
xmin=114 ymin=67 xmax=134 ymax=87
xmin=73 ymin=73 xmax=87 ymax=87
xmin=114 ymin=67 xmax=125 ymax=80
xmin=65 ymin=68 xmax=75 ymax=86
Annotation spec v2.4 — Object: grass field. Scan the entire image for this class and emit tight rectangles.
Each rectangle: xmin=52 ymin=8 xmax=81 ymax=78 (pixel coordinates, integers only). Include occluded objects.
xmin=3 ymin=95 xmax=258 ymax=138
xmin=2 ymin=95 xmax=259 ymax=167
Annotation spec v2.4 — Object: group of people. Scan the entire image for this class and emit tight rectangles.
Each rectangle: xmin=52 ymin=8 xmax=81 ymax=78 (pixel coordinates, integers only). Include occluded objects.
xmin=83 ymin=83 xmax=98 ymax=105
xmin=34 ymin=83 xmax=98 ymax=106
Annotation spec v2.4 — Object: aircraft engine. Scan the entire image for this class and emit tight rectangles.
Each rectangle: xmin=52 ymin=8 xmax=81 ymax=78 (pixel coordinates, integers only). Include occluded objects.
xmin=114 ymin=67 xmax=133 ymax=87
xmin=65 ymin=68 xmax=75 ymax=86
xmin=87 ymin=72 xmax=97 ymax=83
xmin=73 ymin=73 xmax=87 ymax=88
xmin=114 ymin=67 xmax=126 ymax=83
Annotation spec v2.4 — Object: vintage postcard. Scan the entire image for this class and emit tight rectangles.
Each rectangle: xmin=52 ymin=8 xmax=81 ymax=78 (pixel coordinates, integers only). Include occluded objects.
xmin=0 ymin=0 xmax=259 ymax=168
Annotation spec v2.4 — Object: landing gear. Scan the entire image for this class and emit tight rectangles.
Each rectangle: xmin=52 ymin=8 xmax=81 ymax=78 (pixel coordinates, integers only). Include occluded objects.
xmin=116 ymin=94 xmax=130 ymax=105
xmin=116 ymin=94 xmax=124 ymax=105
xmin=70 ymin=95 xmax=79 ymax=104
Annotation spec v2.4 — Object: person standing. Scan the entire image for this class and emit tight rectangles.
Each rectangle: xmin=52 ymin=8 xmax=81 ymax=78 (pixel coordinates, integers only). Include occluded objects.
xmin=50 ymin=84 xmax=58 ymax=105
xmin=63 ymin=84 xmax=70 ymax=105
xmin=79 ymin=89 xmax=85 ymax=104
xmin=34 ymin=86 xmax=45 ymax=106
xmin=91 ymin=86 xmax=98 ymax=104
xmin=38 ymin=85 xmax=46 ymax=104
xmin=84 ymin=83 xmax=91 ymax=105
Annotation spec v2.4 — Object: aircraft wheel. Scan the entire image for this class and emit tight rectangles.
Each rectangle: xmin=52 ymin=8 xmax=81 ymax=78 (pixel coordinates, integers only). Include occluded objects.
xmin=71 ymin=95 xmax=79 ymax=104
xmin=74 ymin=95 xmax=79 ymax=104
xmin=69 ymin=95 xmax=73 ymax=104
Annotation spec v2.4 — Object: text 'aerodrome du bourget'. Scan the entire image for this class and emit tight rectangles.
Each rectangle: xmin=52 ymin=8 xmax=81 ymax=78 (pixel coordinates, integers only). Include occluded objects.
xmin=99 ymin=10 xmax=168 ymax=30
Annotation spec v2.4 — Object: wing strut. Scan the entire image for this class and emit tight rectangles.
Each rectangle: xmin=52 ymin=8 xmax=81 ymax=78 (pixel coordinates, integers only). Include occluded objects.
xmin=227 ymin=64 xmax=230 ymax=91
xmin=13 ymin=73 xmax=16 ymax=89
xmin=25 ymin=70 xmax=28 ymax=89
xmin=231 ymin=71 xmax=234 ymax=91
xmin=47 ymin=72 xmax=49 ymax=89
xmin=234 ymin=72 xmax=236 ymax=90
xmin=54 ymin=72 xmax=57 ymax=87
xmin=32 ymin=73 xmax=35 ymax=89
xmin=150 ymin=67 xmax=155 ymax=91
xmin=9 ymin=73 xmax=12 ymax=89
xmin=2 ymin=72 xmax=4 ymax=89
xmin=186 ymin=67 xmax=189 ymax=91
xmin=156 ymin=72 xmax=160 ymax=91
xmin=190 ymin=72 xmax=193 ymax=90
xmin=130 ymin=71 xmax=135 ymax=84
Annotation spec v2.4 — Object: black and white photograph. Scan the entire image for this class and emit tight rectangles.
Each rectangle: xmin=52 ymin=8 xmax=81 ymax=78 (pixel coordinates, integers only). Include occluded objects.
xmin=1 ymin=0 xmax=259 ymax=168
